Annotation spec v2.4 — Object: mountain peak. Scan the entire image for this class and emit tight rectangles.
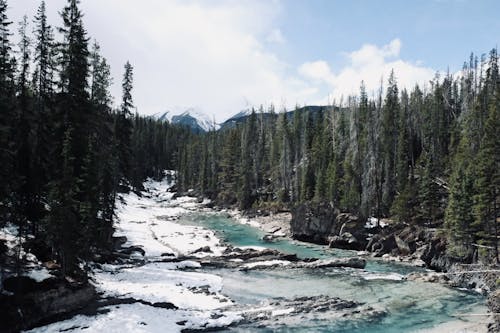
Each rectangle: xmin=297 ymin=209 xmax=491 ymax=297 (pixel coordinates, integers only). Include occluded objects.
xmin=165 ymin=107 xmax=219 ymax=132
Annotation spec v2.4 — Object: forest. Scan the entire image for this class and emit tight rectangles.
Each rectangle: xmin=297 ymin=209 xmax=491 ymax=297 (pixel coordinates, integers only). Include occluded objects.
xmin=0 ymin=0 xmax=189 ymax=277
xmin=177 ymin=54 xmax=499 ymax=263
xmin=0 ymin=0 xmax=498 ymax=282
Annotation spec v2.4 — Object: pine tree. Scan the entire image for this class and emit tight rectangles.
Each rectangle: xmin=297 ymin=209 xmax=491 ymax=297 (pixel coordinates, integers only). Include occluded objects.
xmin=116 ymin=61 xmax=134 ymax=187
xmin=445 ymin=152 xmax=475 ymax=258
xmin=381 ymin=70 xmax=399 ymax=213
xmin=0 ymin=0 xmax=16 ymax=224
xmin=472 ymin=88 xmax=499 ymax=261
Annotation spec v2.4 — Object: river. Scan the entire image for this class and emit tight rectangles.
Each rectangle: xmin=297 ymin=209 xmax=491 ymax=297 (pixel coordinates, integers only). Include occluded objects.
xmin=28 ymin=177 xmax=488 ymax=333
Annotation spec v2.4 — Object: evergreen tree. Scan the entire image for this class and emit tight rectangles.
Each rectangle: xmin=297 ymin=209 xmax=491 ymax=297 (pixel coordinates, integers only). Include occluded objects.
xmin=381 ymin=70 xmax=399 ymax=213
xmin=0 ymin=0 xmax=15 ymax=224
xmin=116 ymin=61 xmax=134 ymax=187
xmin=472 ymin=88 xmax=499 ymax=261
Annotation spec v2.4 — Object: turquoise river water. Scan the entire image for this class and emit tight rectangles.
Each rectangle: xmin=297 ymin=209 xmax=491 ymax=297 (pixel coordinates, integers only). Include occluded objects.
xmin=179 ymin=213 xmax=487 ymax=332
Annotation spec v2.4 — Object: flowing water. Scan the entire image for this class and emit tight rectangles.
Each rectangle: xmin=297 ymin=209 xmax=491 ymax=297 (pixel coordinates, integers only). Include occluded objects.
xmin=179 ymin=212 xmax=487 ymax=332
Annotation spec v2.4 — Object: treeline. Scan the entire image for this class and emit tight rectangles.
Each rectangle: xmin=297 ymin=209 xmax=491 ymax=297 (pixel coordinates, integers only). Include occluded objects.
xmin=178 ymin=51 xmax=499 ymax=263
xmin=0 ymin=0 xmax=185 ymax=277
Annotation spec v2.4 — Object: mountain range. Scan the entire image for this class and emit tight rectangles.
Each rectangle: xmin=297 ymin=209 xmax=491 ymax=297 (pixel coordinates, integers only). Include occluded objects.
xmin=155 ymin=105 xmax=329 ymax=132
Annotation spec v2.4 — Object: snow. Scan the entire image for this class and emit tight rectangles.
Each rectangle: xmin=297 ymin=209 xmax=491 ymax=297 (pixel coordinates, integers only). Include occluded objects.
xmin=25 ymin=303 xmax=242 ymax=333
xmin=23 ymin=268 xmax=53 ymax=282
xmin=29 ymin=172 xmax=241 ymax=333
xmin=114 ymin=177 xmax=226 ymax=258
xmin=272 ymin=308 xmax=295 ymax=316
xmin=365 ymin=217 xmax=388 ymax=229
xmin=0 ymin=224 xmax=54 ymax=283
xmin=238 ymin=245 xmax=268 ymax=251
xmin=93 ymin=262 xmax=231 ymax=310
xmin=168 ymin=107 xmax=220 ymax=131
xmin=231 ymin=211 xmax=262 ymax=228
xmin=242 ymin=260 xmax=291 ymax=269
xmin=361 ymin=272 xmax=404 ymax=281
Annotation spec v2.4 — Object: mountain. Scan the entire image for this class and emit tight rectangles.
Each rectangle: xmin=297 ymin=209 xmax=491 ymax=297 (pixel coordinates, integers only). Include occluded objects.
xmin=155 ymin=107 xmax=219 ymax=132
xmin=220 ymin=105 xmax=329 ymax=130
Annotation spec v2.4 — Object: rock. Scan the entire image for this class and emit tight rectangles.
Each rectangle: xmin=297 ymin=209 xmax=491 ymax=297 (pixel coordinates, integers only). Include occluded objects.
xmin=291 ymin=202 xmax=338 ymax=244
xmin=405 ymin=272 xmax=449 ymax=284
xmin=119 ymin=246 xmax=146 ymax=257
xmin=367 ymin=234 xmax=397 ymax=256
xmin=0 ymin=279 xmax=97 ymax=333
xmin=487 ymin=290 xmax=500 ymax=333
xmin=296 ymin=257 xmax=366 ymax=269
xmin=3 ymin=276 xmax=41 ymax=294
xmin=43 ymin=260 xmax=61 ymax=270
xmin=235 ymin=295 xmax=385 ymax=328
xmin=192 ymin=246 xmax=213 ymax=254
xmin=112 ymin=236 xmax=128 ymax=250
xmin=291 ymin=202 xmax=368 ymax=250
xmin=328 ymin=232 xmax=362 ymax=250
xmin=395 ymin=235 xmax=411 ymax=255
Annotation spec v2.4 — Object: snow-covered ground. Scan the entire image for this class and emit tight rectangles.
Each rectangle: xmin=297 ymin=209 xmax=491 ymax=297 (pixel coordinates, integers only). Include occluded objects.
xmin=27 ymin=174 xmax=241 ymax=333
xmin=0 ymin=224 xmax=54 ymax=287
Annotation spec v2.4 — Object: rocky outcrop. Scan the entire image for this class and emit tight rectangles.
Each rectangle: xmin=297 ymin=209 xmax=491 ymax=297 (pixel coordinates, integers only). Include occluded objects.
xmin=291 ymin=203 xmax=368 ymax=249
xmin=235 ymin=295 xmax=386 ymax=329
xmin=0 ymin=277 xmax=97 ymax=333
xmin=487 ymin=290 xmax=500 ymax=333
xmin=291 ymin=202 xmax=338 ymax=244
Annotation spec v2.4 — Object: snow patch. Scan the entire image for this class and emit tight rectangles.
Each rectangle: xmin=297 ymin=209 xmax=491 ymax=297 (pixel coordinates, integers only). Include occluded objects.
xmin=242 ymin=260 xmax=291 ymax=269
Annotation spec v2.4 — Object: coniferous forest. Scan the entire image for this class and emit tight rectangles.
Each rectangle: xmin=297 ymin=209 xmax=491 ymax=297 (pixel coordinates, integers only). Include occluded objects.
xmin=178 ymin=56 xmax=499 ymax=263
xmin=1 ymin=0 xmax=500 ymax=332
xmin=0 ymin=0 xmax=188 ymax=277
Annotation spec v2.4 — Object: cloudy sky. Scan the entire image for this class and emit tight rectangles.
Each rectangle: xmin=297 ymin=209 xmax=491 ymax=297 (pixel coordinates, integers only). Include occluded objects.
xmin=9 ymin=0 xmax=500 ymax=122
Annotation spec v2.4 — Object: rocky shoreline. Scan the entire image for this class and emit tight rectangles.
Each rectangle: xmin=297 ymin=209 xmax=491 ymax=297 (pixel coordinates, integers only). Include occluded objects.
xmin=223 ymin=200 xmax=499 ymax=332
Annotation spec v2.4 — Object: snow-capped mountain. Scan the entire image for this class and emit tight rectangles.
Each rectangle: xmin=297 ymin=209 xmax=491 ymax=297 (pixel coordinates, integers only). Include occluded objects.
xmin=156 ymin=107 xmax=219 ymax=132
xmin=224 ymin=108 xmax=253 ymax=123
xmin=219 ymin=108 xmax=254 ymax=130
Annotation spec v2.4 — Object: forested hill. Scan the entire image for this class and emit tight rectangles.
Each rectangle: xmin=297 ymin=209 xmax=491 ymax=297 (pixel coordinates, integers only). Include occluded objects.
xmin=0 ymin=0 xmax=191 ymax=277
xmin=178 ymin=53 xmax=500 ymax=264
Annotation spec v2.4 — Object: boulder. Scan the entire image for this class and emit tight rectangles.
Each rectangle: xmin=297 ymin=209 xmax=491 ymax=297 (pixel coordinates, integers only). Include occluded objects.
xmin=291 ymin=202 xmax=337 ymax=244
xmin=192 ymin=246 xmax=213 ymax=254
xmin=291 ymin=203 xmax=368 ymax=250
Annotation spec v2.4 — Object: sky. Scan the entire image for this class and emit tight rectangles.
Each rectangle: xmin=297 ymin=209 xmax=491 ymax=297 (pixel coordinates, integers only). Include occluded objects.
xmin=8 ymin=0 xmax=500 ymax=122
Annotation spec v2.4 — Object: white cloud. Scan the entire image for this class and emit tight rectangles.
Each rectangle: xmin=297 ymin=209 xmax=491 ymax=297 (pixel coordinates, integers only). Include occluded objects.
xmin=299 ymin=39 xmax=435 ymax=103
xmin=10 ymin=0 xmax=308 ymax=121
xmin=298 ymin=61 xmax=334 ymax=83
xmin=9 ymin=2 xmax=436 ymax=121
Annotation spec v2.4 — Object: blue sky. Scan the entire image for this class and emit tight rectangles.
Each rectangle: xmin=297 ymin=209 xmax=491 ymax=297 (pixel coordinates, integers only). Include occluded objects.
xmin=276 ymin=0 xmax=499 ymax=72
xmin=9 ymin=0 xmax=500 ymax=121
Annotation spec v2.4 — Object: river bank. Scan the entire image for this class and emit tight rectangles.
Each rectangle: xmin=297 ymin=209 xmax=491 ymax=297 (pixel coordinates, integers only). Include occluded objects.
xmin=210 ymin=202 xmax=499 ymax=331
xmin=23 ymin=177 xmax=491 ymax=332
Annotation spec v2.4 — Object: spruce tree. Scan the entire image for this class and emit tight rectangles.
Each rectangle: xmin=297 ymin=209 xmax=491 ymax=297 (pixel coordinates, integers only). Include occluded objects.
xmin=116 ymin=61 xmax=134 ymax=187
xmin=381 ymin=70 xmax=399 ymax=213
xmin=0 ymin=0 xmax=15 ymax=224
